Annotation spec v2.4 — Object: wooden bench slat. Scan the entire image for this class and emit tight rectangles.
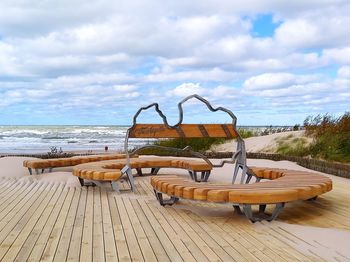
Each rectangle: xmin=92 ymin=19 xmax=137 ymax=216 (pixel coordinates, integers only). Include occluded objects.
xmin=128 ymin=124 xmax=237 ymax=138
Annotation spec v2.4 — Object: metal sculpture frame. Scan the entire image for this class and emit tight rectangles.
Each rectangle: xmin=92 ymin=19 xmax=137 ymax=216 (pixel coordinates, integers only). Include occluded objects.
xmin=122 ymin=94 xmax=249 ymax=191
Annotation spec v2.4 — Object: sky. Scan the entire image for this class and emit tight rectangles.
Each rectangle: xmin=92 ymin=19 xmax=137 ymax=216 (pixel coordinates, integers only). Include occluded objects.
xmin=0 ymin=0 xmax=349 ymax=126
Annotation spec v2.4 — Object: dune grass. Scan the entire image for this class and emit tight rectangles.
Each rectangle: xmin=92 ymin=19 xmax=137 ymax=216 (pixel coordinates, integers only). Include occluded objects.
xmin=276 ymin=112 xmax=350 ymax=163
xmin=275 ymin=135 xmax=310 ymax=157
xmin=304 ymin=112 xmax=350 ymax=162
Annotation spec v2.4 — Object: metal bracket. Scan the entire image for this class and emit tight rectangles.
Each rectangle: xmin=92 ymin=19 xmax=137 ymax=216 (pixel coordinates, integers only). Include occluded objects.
xmin=121 ymin=165 xmax=135 ymax=192
xmin=78 ymin=177 xmax=85 ymax=186
xmin=111 ymin=181 xmax=121 ymax=193
xmin=154 ymin=190 xmax=179 ymax=206
xmin=151 ymin=167 xmax=160 ymax=175
xmin=237 ymin=203 xmax=285 ymax=222
xmin=307 ymin=196 xmax=318 ymax=201
xmin=136 ymin=168 xmax=143 ymax=176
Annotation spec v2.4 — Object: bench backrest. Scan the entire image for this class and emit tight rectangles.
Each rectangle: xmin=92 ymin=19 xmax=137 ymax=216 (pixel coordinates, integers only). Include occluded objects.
xmin=123 ymin=94 xmax=248 ymax=184
xmin=128 ymin=124 xmax=238 ymax=138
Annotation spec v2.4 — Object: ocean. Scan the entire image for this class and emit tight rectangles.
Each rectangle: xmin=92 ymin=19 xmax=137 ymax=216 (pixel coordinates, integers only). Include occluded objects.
xmin=0 ymin=125 xmax=153 ymax=154
xmin=0 ymin=125 xmax=293 ymax=154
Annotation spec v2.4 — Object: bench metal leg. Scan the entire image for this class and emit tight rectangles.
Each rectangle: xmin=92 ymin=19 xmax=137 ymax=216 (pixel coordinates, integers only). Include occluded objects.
xmin=241 ymin=203 xmax=285 ymax=222
xmin=232 ymin=164 xmax=240 ymax=184
xmin=240 ymin=165 xmax=248 ymax=184
xmin=245 ymin=174 xmax=252 ymax=184
xmin=203 ymin=171 xmax=211 ymax=182
xmin=136 ymin=168 xmax=143 ymax=176
xmin=154 ymin=189 xmax=179 ymax=206
xmin=151 ymin=167 xmax=160 ymax=175
xmin=188 ymin=171 xmax=199 ymax=182
xmin=35 ymin=169 xmax=40 ymax=175
xmin=193 ymin=171 xmax=199 ymax=182
xmin=200 ymin=171 xmax=211 ymax=182
xmin=188 ymin=171 xmax=194 ymax=180
xmin=121 ymin=165 xmax=135 ymax=192
xmin=259 ymin=204 xmax=267 ymax=213
xmin=233 ymin=205 xmax=243 ymax=215
xmin=111 ymin=181 xmax=121 ymax=193
xmin=189 ymin=171 xmax=211 ymax=182
xmin=92 ymin=181 xmax=103 ymax=187
xmin=78 ymin=177 xmax=85 ymax=186
xmin=28 ymin=168 xmax=33 ymax=175
xmin=307 ymin=196 xmax=318 ymax=201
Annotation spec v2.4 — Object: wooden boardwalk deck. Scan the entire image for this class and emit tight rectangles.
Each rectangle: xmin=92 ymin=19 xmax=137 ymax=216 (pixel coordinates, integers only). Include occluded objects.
xmin=0 ymin=175 xmax=349 ymax=261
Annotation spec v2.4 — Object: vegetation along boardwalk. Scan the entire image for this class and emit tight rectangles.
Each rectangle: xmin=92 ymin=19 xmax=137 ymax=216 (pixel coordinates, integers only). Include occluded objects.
xmin=0 ymin=175 xmax=349 ymax=261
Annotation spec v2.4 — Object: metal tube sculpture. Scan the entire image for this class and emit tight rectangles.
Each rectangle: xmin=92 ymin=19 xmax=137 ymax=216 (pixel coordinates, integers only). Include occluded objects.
xmin=122 ymin=94 xmax=248 ymax=190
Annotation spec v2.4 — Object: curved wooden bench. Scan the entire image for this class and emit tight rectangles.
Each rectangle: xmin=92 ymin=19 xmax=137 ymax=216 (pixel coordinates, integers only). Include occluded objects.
xmin=73 ymin=157 xmax=212 ymax=192
xmin=151 ymin=167 xmax=333 ymax=222
xmin=23 ymin=153 xmax=132 ymax=175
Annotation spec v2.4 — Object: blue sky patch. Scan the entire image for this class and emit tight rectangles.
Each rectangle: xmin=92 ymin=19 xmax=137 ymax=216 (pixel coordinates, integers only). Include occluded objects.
xmin=251 ymin=14 xmax=280 ymax=37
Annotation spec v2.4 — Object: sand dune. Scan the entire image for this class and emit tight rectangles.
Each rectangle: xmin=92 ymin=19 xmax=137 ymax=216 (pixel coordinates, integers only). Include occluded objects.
xmin=211 ymin=130 xmax=309 ymax=153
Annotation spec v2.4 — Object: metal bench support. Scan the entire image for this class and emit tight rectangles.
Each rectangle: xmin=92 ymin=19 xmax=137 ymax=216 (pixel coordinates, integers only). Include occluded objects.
xmin=236 ymin=203 xmax=285 ymax=222
xmin=154 ymin=190 xmax=179 ymax=206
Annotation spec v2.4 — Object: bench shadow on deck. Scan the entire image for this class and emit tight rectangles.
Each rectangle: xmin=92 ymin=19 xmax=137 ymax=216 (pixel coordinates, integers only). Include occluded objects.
xmin=0 ymin=176 xmax=349 ymax=262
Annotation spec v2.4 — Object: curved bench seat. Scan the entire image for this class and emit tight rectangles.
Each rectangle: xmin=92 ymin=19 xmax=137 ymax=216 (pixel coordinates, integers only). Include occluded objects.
xmin=151 ymin=167 xmax=332 ymax=222
xmin=73 ymin=157 xmax=212 ymax=181
xmin=23 ymin=153 xmax=131 ymax=175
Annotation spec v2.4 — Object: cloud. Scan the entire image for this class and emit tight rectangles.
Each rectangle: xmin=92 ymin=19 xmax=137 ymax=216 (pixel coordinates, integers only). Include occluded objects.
xmin=337 ymin=66 xmax=350 ymax=78
xmin=322 ymin=47 xmax=350 ymax=64
xmin=0 ymin=0 xmax=350 ymax=124
xmin=169 ymin=83 xmax=205 ymax=97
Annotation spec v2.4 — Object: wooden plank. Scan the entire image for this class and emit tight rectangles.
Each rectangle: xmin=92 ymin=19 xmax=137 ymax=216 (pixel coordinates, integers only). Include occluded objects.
xmin=170 ymin=206 xmax=236 ymax=261
xmin=0 ymin=180 xmax=21 ymax=200
xmin=39 ymin=187 xmax=75 ymax=262
xmin=0 ymin=183 xmax=59 ymax=260
xmin=53 ymin=188 xmax=81 ymax=262
xmin=0 ymin=181 xmax=37 ymax=223
xmin=80 ymin=186 xmax=94 ymax=262
xmin=129 ymin=124 xmax=237 ymax=138
xmin=115 ymin=197 xmax=144 ymax=261
xmin=92 ymin=187 xmax=105 ymax=262
xmin=123 ymin=198 xmax=157 ymax=261
xmin=100 ymin=188 xmax=118 ymax=262
xmin=141 ymin=199 xmax=196 ymax=261
xmin=221 ymin=219 xmax=290 ymax=261
xmin=14 ymin=184 xmax=66 ymax=261
xmin=6 ymin=184 xmax=66 ymax=261
xmin=240 ymin=222 xmax=316 ymax=261
xmin=184 ymin=212 xmax=249 ymax=262
xmin=136 ymin=199 xmax=184 ymax=261
xmin=66 ymin=187 xmax=87 ymax=261
xmin=107 ymin=192 xmax=131 ymax=261
xmin=130 ymin=199 xmax=170 ymax=262
xmin=153 ymin=205 xmax=213 ymax=262
xmin=0 ymin=182 xmax=51 ymax=243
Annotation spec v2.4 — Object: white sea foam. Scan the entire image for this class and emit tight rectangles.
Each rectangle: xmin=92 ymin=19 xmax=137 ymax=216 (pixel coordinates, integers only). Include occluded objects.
xmin=0 ymin=125 xmax=134 ymax=153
